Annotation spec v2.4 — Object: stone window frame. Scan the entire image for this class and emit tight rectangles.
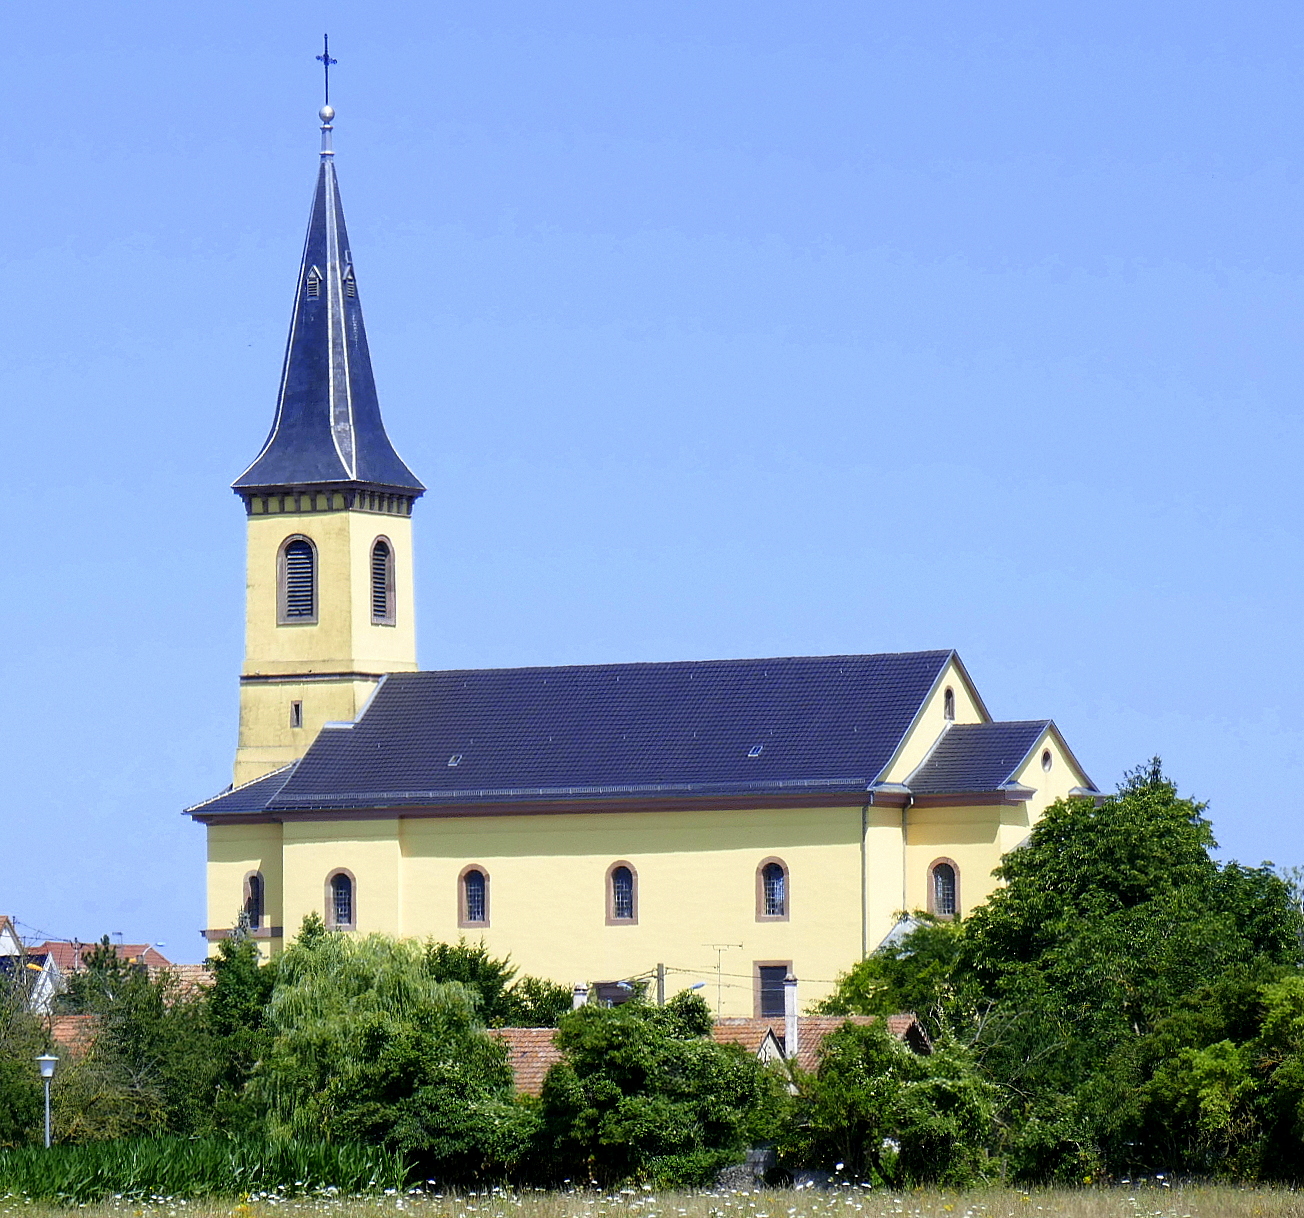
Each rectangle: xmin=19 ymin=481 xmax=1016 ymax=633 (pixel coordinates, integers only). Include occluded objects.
xmin=755 ymin=856 xmax=790 ymax=922
xmin=927 ymin=857 xmax=960 ymax=919
xmin=325 ymin=867 xmax=357 ymax=930
xmin=458 ymin=864 xmax=491 ymax=928
xmin=605 ymin=860 xmax=638 ymax=926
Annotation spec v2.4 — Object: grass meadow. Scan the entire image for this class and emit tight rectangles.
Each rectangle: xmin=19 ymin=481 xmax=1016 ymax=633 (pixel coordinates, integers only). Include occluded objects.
xmin=4 ymin=1186 xmax=1304 ymax=1218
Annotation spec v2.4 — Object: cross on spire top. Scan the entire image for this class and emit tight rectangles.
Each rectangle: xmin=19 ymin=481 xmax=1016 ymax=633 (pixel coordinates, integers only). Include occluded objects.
xmin=316 ymin=34 xmax=337 ymax=106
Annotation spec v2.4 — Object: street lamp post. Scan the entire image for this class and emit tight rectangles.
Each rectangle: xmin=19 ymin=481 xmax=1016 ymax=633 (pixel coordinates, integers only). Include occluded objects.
xmin=35 ymin=1054 xmax=57 ymax=1148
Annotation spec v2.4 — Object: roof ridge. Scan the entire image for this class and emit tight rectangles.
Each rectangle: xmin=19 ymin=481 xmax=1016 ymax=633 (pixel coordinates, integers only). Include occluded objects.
xmin=399 ymin=650 xmax=956 ymax=681
xmin=947 ymin=718 xmax=1053 ymax=729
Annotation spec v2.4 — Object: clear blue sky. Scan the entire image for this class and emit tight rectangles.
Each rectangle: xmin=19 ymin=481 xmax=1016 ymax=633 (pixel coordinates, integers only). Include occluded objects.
xmin=3 ymin=2 xmax=1302 ymax=960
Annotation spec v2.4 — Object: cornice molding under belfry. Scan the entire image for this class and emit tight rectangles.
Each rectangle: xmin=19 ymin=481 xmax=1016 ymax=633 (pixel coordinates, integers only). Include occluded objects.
xmin=239 ymin=671 xmax=392 ymax=685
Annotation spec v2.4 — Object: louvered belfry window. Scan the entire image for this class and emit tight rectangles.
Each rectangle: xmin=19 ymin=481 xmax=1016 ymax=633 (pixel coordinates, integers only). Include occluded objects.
xmin=281 ymin=538 xmax=316 ymax=621
xmin=371 ymin=539 xmax=393 ymax=623
xmin=762 ymin=863 xmax=786 ymax=917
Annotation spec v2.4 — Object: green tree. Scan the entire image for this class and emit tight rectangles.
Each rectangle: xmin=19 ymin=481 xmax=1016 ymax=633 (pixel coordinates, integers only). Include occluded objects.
xmin=51 ymin=937 xmax=218 ymax=1142
xmin=204 ymin=931 xmax=276 ymax=1128
xmin=253 ymin=927 xmax=532 ymax=1184
xmin=0 ymin=960 xmax=43 ymax=1146
xmin=816 ymin=916 xmax=971 ymax=1033
xmin=814 ymin=760 xmax=1304 ymax=1182
xmin=780 ymin=1019 xmax=996 ymax=1187
xmin=537 ymin=991 xmax=779 ymax=1187
xmin=423 ymin=939 xmax=571 ymax=1027
xmin=500 ymin=974 xmax=574 ymax=1028
xmin=959 ymin=761 xmax=1302 ymax=1177
xmin=1141 ymin=972 xmax=1304 ymax=1181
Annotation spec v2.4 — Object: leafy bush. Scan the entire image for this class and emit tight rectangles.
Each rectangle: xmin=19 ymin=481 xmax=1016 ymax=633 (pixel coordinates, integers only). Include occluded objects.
xmin=536 ymin=991 xmax=781 ymax=1187
xmin=0 ymin=1136 xmax=404 ymax=1202
xmin=780 ymin=1019 xmax=996 ymax=1187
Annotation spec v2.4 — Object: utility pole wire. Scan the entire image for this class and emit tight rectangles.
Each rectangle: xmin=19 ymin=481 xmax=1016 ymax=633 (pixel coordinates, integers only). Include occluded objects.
xmin=703 ymin=943 xmax=743 ymax=1017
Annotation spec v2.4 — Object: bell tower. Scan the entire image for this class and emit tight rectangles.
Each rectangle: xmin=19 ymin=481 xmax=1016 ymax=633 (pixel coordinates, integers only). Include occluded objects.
xmin=230 ymin=104 xmax=424 ymax=786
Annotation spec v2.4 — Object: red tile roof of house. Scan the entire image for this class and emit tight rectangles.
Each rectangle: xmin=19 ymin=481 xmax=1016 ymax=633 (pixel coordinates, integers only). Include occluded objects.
xmin=491 ymin=1013 xmax=929 ymax=1096
xmin=29 ymin=942 xmax=172 ymax=973
xmin=489 ymin=1027 xmax=563 ymax=1097
xmin=712 ymin=1014 xmax=929 ymax=1072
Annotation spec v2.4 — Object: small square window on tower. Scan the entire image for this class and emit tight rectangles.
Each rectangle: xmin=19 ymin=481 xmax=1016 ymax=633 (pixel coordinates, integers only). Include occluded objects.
xmin=290 ymin=700 xmax=304 ymax=729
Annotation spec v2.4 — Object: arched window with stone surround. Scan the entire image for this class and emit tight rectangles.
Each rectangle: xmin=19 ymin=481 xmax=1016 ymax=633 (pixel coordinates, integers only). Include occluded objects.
xmin=327 ymin=870 xmax=355 ymax=928
xmin=929 ymin=859 xmax=958 ymax=917
xmin=460 ymin=866 xmax=489 ymax=927
xmin=244 ymin=872 xmax=264 ymax=930
xmin=756 ymin=858 xmax=789 ymax=920
xmin=607 ymin=862 xmax=637 ymax=924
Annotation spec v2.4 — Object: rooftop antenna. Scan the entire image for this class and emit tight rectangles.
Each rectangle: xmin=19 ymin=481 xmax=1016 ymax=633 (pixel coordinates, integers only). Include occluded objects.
xmin=704 ymin=943 xmax=742 ymax=1017
xmin=316 ymin=35 xmax=338 ymax=158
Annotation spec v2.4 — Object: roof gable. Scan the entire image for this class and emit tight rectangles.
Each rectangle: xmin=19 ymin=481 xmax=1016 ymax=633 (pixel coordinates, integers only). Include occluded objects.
xmin=28 ymin=942 xmax=172 ymax=972
xmin=712 ymin=1014 xmax=931 ymax=1070
xmin=0 ymin=917 xmax=22 ymax=958
xmin=877 ymin=653 xmax=991 ymax=785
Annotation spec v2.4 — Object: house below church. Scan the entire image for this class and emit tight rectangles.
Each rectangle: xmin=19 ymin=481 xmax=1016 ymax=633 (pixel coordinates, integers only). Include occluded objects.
xmin=186 ymin=103 xmax=1097 ymax=1018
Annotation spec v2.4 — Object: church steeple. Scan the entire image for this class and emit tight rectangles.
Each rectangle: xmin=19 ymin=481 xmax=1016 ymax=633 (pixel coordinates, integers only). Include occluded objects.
xmin=231 ymin=98 xmax=422 ymax=788
xmin=233 ymin=105 xmax=424 ymax=498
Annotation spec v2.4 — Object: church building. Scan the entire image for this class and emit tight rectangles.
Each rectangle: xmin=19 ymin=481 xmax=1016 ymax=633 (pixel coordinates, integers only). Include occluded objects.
xmin=187 ymin=105 xmax=1098 ymax=1016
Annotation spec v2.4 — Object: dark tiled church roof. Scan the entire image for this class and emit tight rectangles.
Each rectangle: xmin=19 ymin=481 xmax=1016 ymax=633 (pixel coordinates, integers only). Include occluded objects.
xmin=200 ymin=764 xmax=299 ymax=814
xmin=907 ymin=720 xmax=1051 ymax=795
xmin=189 ymin=651 xmax=957 ymax=816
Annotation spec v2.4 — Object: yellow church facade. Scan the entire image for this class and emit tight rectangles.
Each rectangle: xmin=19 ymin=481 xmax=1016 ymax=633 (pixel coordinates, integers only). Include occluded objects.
xmin=187 ymin=106 xmax=1097 ymax=1017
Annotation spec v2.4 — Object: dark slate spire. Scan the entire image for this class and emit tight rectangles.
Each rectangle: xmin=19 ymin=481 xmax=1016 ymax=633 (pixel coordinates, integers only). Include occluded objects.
xmin=234 ymin=106 xmax=424 ymax=497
